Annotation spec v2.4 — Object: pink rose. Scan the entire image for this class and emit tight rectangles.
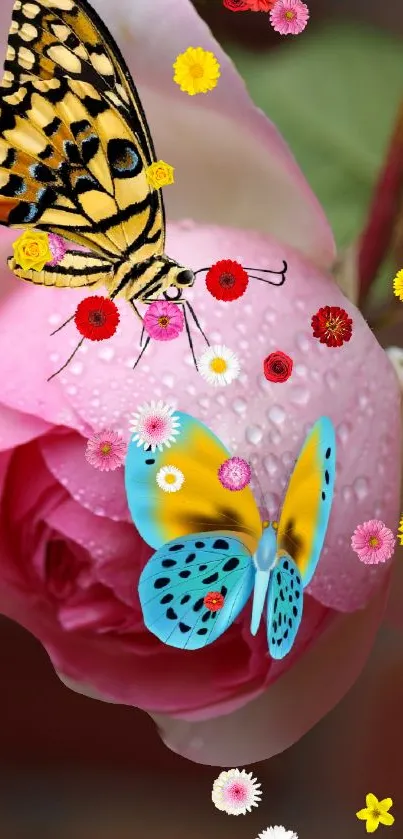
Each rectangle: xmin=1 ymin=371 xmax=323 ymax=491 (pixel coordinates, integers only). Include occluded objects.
xmin=0 ymin=0 xmax=400 ymax=766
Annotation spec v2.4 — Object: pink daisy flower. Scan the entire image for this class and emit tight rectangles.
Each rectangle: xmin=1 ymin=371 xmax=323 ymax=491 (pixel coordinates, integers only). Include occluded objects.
xmin=143 ymin=300 xmax=184 ymax=341
xmin=351 ymin=519 xmax=396 ymax=565
xmin=212 ymin=768 xmax=262 ymax=815
xmin=85 ymin=429 xmax=127 ymax=471
xmin=270 ymin=0 xmax=309 ymax=35
xmin=129 ymin=400 xmax=181 ymax=452
xmin=47 ymin=233 xmax=69 ymax=266
xmin=218 ymin=457 xmax=251 ymax=491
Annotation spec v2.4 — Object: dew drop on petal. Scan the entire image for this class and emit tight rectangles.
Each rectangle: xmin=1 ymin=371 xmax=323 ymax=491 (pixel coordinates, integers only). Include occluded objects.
xmin=269 ymin=430 xmax=281 ymax=445
xmin=161 ymin=373 xmax=175 ymax=388
xmin=245 ymin=425 xmax=263 ymax=445
xmin=337 ymin=422 xmax=351 ymax=444
xmin=267 ymin=405 xmax=286 ymax=426
xmin=294 ymin=364 xmax=308 ymax=378
xmin=290 ymin=386 xmax=310 ymax=406
xmin=263 ymin=454 xmax=279 ymax=476
xmin=296 ymin=332 xmax=311 ymax=353
xmin=232 ymin=397 xmax=247 ymax=415
xmin=324 ymin=370 xmax=339 ymax=390
xmin=353 ymin=476 xmax=369 ymax=501
xmin=341 ymin=486 xmax=353 ymax=503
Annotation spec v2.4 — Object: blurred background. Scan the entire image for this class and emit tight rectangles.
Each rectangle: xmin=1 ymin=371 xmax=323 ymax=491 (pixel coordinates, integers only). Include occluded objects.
xmin=1 ymin=1 xmax=403 ymax=838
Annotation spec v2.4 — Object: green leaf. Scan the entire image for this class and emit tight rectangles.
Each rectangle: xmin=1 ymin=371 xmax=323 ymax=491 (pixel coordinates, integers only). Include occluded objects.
xmin=225 ymin=24 xmax=403 ymax=299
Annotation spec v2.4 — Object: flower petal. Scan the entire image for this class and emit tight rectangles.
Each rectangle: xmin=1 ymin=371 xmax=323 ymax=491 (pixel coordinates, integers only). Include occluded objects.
xmin=366 ymin=793 xmax=379 ymax=810
xmin=366 ymin=816 xmax=380 ymax=833
xmin=356 ymin=809 xmax=370 ymax=821
xmin=89 ymin=0 xmax=335 ymax=268
xmin=150 ymin=578 xmax=389 ymax=764
xmin=379 ymin=813 xmax=395 ymax=826
xmin=378 ymin=798 xmax=393 ymax=813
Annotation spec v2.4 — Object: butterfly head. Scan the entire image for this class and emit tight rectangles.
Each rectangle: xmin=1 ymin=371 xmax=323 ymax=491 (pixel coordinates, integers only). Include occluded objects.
xmin=254 ymin=522 xmax=277 ymax=572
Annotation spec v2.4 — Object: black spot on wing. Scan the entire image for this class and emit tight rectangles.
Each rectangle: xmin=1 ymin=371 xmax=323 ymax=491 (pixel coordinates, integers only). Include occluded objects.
xmin=154 ymin=577 xmax=170 ymax=590
xmin=107 ymin=139 xmax=141 ymax=179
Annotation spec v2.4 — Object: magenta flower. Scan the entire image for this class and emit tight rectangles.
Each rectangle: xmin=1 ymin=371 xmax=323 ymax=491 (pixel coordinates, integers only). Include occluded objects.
xmin=85 ymin=429 xmax=127 ymax=472
xmin=143 ymin=299 xmax=184 ymax=341
xmin=351 ymin=520 xmax=396 ymax=565
xmin=218 ymin=457 xmax=252 ymax=491
xmin=47 ymin=233 xmax=69 ymax=266
xmin=270 ymin=0 xmax=309 ymax=35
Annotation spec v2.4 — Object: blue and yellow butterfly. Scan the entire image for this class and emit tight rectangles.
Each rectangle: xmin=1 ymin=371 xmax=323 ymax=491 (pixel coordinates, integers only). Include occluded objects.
xmin=125 ymin=412 xmax=336 ymax=659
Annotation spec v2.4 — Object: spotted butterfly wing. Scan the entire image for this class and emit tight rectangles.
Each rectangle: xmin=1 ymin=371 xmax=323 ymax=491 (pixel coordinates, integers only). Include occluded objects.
xmin=276 ymin=416 xmax=336 ymax=587
xmin=138 ymin=533 xmax=255 ymax=650
xmin=266 ymin=552 xmax=303 ymax=659
xmin=0 ymin=0 xmax=165 ymax=285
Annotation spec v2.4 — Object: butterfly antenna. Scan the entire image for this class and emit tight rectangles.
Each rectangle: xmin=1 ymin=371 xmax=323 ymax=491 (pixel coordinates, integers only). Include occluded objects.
xmin=50 ymin=313 xmax=76 ymax=337
xmin=47 ymin=337 xmax=85 ymax=382
xmin=185 ymin=301 xmax=210 ymax=346
xmin=133 ymin=335 xmax=151 ymax=370
xmin=244 ymin=260 xmax=288 ymax=287
xmin=183 ymin=305 xmax=198 ymax=369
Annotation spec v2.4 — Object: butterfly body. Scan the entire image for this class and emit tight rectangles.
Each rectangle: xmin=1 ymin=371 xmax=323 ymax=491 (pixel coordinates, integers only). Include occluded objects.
xmin=126 ymin=410 xmax=336 ymax=659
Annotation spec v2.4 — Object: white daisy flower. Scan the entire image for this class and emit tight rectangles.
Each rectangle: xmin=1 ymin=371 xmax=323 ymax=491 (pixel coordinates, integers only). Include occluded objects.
xmin=198 ymin=344 xmax=240 ymax=387
xmin=156 ymin=465 xmax=185 ymax=493
xmin=211 ymin=768 xmax=262 ymax=815
xmin=129 ymin=400 xmax=180 ymax=452
xmin=257 ymin=827 xmax=298 ymax=839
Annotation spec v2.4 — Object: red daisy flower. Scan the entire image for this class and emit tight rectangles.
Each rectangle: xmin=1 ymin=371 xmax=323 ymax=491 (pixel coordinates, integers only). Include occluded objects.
xmin=311 ymin=305 xmax=353 ymax=348
xmin=263 ymin=350 xmax=293 ymax=383
xmin=205 ymin=259 xmax=249 ymax=301
xmin=223 ymin=0 xmax=250 ymax=10
xmin=74 ymin=296 xmax=120 ymax=341
xmin=204 ymin=591 xmax=225 ymax=612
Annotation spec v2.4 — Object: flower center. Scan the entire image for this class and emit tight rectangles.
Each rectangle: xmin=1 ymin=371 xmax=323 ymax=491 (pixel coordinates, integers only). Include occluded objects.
xmin=88 ymin=309 xmax=106 ymax=326
xmin=369 ymin=536 xmax=380 ymax=547
xmin=25 ymin=242 xmax=40 ymax=257
xmin=100 ymin=443 xmax=112 ymax=455
xmin=273 ymin=361 xmax=286 ymax=374
xmin=190 ymin=63 xmax=204 ymax=79
xmin=158 ymin=315 xmax=170 ymax=328
xmin=371 ymin=809 xmax=381 ymax=819
xmin=219 ymin=272 xmax=236 ymax=289
xmin=285 ymin=10 xmax=295 ymax=18
xmin=210 ymin=357 xmax=227 ymax=374
xmin=164 ymin=473 xmax=176 ymax=484
xmin=230 ymin=783 xmax=246 ymax=801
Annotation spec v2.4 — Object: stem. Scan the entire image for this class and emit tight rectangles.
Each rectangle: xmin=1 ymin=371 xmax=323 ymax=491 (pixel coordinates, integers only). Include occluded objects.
xmin=358 ymin=102 xmax=403 ymax=308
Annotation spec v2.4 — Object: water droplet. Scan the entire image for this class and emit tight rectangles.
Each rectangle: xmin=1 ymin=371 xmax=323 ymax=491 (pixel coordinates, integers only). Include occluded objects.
xmin=98 ymin=345 xmax=115 ymax=362
xmin=264 ymin=493 xmax=281 ymax=517
xmin=296 ymin=332 xmax=311 ymax=353
xmin=290 ymin=386 xmax=310 ymax=406
xmin=358 ymin=391 xmax=369 ymax=408
xmin=186 ymin=385 xmax=197 ymax=396
xmin=264 ymin=308 xmax=276 ymax=324
xmin=48 ymin=313 xmax=61 ymax=326
xmin=198 ymin=397 xmax=210 ymax=409
xmin=282 ymin=451 xmax=294 ymax=468
xmin=70 ymin=361 xmax=83 ymax=376
xmin=161 ymin=373 xmax=175 ymax=388
xmin=324 ymin=370 xmax=339 ymax=390
xmin=295 ymin=298 xmax=306 ymax=311
xmin=49 ymin=352 xmax=60 ymax=363
xmin=353 ymin=477 xmax=369 ymax=501
xmin=66 ymin=385 xmax=77 ymax=396
xmin=90 ymin=398 xmax=101 ymax=408
xmin=341 ymin=486 xmax=353 ymax=503
xmin=294 ymin=364 xmax=307 ymax=378
xmin=232 ymin=397 xmax=247 ymax=415
xmin=263 ymin=454 xmax=279 ymax=476
xmin=337 ymin=422 xmax=351 ymax=444
xmin=267 ymin=405 xmax=286 ymax=426
xmin=245 ymin=425 xmax=263 ymax=445
xmin=269 ymin=430 xmax=281 ymax=445
xmin=216 ymin=394 xmax=227 ymax=407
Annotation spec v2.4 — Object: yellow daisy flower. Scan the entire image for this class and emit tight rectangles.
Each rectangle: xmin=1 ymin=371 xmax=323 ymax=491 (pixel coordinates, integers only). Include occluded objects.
xmin=356 ymin=793 xmax=394 ymax=833
xmin=398 ymin=514 xmax=403 ymax=546
xmin=173 ymin=46 xmax=221 ymax=96
xmin=393 ymin=268 xmax=403 ymax=301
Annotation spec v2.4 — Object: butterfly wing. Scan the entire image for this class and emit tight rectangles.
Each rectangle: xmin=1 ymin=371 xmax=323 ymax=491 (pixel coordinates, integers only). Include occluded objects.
xmin=139 ymin=532 xmax=255 ymax=650
xmin=0 ymin=0 xmax=165 ymax=264
xmin=266 ymin=553 xmax=303 ymax=660
xmin=276 ymin=416 xmax=336 ymax=587
xmin=125 ymin=411 xmax=262 ymax=555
